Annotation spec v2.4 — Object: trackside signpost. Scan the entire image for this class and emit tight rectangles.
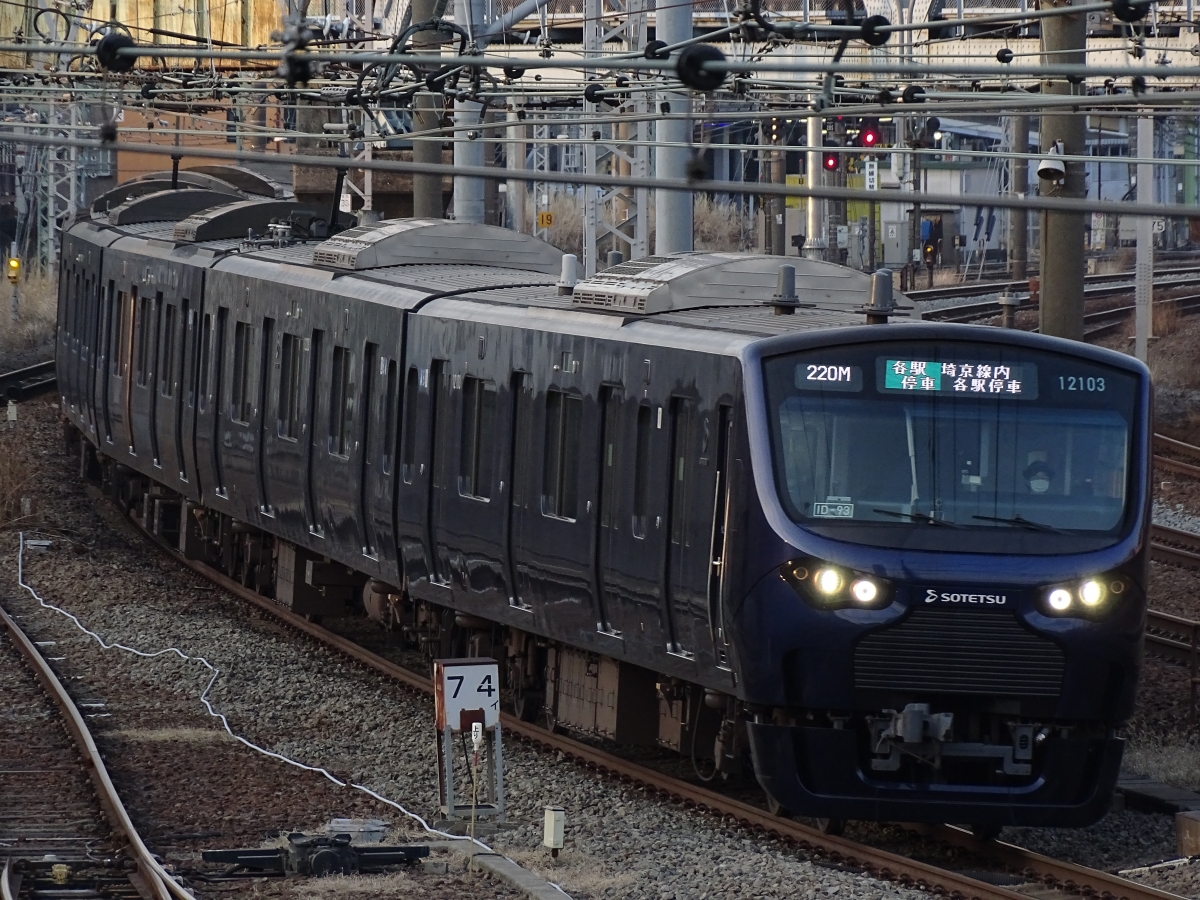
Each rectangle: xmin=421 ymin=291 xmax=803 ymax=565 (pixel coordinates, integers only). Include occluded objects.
xmin=433 ymin=658 xmax=505 ymax=821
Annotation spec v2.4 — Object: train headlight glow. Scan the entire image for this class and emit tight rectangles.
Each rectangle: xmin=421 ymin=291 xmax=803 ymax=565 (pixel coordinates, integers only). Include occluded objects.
xmin=815 ymin=568 xmax=843 ymax=595
xmin=1079 ymin=580 xmax=1104 ymax=607
xmin=1043 ymin=573 xmax=1131 ymax=617
xmin=780 ymin=559 xmax=892 ymax=611
xmin=851 ymin=579 xmax=878 ymax=604
xmin=1047 ymin=589 xmax=1072 ymax=611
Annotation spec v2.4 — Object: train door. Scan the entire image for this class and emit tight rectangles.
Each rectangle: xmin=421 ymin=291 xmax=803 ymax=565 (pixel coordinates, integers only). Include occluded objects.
xmin=83 ymin=273 xmax=99 ymax=437
xmin=427 ymin=358 xmax=448 ymax=584
xmin=98 ymin=281 xmax=114 ymax=446
xmin=505 ymin=371 xmax=532 ymax=609
xmin=662 ymin=398 xmax=694 ymax=656
xmin=357 ymin=341 xmax=378 ymax=556
xmin=256 ymin=317 xmax=275 ymax=517
xmin=147 ymin=293 xmax=163 ymax=467
xmin=509 ymin=340 xmax=603 ymax=643
xmin=172 ymin=297 xmax=190 ymax=483
xmin=303 ymin=327 xmax=324 ymax=533
xmin=592 ymin=386 xmax=622 ymax=634
xmin=707 ymin=404 xmax=735 ymax=662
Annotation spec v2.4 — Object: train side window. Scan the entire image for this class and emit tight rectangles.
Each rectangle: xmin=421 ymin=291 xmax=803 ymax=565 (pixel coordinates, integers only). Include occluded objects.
xmin=328 ymin=344 xmax=354 ymax=457
xmin=135 ymin=294 xmax=152 ymax=386
xmin=114 ymin=290 xmax=132 ymax=379
xmin=160 ymin=304 xmax=176 ymax=397
xmin=278 ymin=332 xmax=302 ymax=440
xmin=459 ymin=376 xmax=497 ymax=500
xmin=632 ymin=403 xmax=651 ymax=538
xmin=542 ymin=389 xmax=581 ymax=520
xmin=197 ymin=313 xmax=212 ymax=412
xmin=382 ymin=359 xmax=398 ymax=474
xmin=230 ymin=321 xmax=254 ymax=423
xmin=401 ymin=366 xmax=419 ymax=483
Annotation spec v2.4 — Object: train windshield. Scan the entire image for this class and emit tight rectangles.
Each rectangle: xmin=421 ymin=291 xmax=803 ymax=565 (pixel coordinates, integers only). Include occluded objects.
xmin=763 ymin=340 xmax=1142 ymax=554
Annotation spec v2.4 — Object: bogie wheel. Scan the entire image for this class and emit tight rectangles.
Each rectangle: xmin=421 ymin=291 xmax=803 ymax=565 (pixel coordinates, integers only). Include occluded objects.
xmin=765 ymin=793 xmax=792 ymax=819
xmin=513 ymin=690 xmax=543 ymax=723
xmin=815 ymin=818 xmax=845 ymax=836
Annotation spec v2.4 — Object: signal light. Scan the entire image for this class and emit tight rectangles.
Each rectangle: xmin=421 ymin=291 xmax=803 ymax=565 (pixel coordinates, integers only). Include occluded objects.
xmin=6 ymin=257 xmax=18 ymax=285
xmin=822 ymin=151 xmax=840 ymax=171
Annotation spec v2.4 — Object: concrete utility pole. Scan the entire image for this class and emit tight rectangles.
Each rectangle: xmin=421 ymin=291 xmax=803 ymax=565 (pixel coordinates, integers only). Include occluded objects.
xmin=506 ymin=101 xmax=527 ymax=232
xmin=411 ymin=0 xmax=443 ymax=219
xmin=771 ymin=145 xmax=785 ymax=255
xmin=1135 ymin=113 xmax=1154 ymax=362
xmin=654 ymin=0 xmax=693 ymax=255
xmin=803 ymin=105 xmax=826 ymax=260
xmin=1037 ymin=6 xmax=1087 ymax=340
xmin=1009 ymin=114 xmax=1029 ymax=279
xmin=452 ymin=0 xmax=487 ymax=223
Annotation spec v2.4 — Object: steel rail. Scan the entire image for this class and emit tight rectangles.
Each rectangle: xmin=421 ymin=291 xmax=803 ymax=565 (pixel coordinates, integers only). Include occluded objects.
xmin=0 ymin=600 xmax=197 ymax=900
xmin=0 ymin=359 xmax=56 ymax=402
xmin=1151 ymin=524 xmax=1200 ymax=570
xmin=126 ymin=512 xmax=1187 ymax=900
xmin=911 ymin=264 xmax=1200 ymax=306
xmin=924 ymin=825 xmax=1189 ymax=900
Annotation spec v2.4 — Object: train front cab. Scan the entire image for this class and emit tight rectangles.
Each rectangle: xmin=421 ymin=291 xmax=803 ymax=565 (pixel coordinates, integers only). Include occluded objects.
xmin=733 ymin=323 xmax=1151 ymax=827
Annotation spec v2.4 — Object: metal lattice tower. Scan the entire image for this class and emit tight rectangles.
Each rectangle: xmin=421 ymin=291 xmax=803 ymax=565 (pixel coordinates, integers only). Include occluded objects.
xmin=531 ymin=112 xmax=552 ymax=241
xmin=581 ymin=0 xmax=648 ymax=276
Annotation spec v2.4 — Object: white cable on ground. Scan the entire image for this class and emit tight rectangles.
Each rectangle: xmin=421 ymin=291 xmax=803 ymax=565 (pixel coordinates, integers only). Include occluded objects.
xmin=15 ymin=530 xmax=573 ymax=893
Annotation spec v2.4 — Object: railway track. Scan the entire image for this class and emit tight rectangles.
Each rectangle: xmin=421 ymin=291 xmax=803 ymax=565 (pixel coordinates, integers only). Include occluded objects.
xmin=124 ymin=507 xmax=1188 ymax=900
xmin=910 ymin=263 xmax=1200 ymax=305
xmin=0 ymin=601 xmax=196 ymax=900
xmin=0 ymin=361 xmax=55 ymax=403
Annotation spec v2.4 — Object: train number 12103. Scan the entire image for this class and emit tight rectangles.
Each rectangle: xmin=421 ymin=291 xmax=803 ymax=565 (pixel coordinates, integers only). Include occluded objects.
xmin=807 ymin=364 xmax=854 ymax=382
xmin=1058 ymin=375 xmax=1105 ymax=392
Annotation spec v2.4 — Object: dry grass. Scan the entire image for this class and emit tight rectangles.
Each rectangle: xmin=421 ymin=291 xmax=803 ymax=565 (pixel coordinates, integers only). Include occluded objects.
xmin=694 ymin=196 xmax=752 ymax=252
xmin=0 ymin=432 xmax=33 ymax=529
xmin=1155 ymin=298 xmax=1182 ymax=338
xmin=287 ymin=871 xmax=417 ymax=898
xmin=504 ymin=846 xmax=637 ymax=896
xmin=1123 ymin=736 xmax=1200 ymax=791
xmin=0 ymin=273 xmax=57 ymax=356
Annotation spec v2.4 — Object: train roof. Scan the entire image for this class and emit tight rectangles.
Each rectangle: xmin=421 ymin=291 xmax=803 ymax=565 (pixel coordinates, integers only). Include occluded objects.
xmin=71 ymin=185 xmax=913 ymax=348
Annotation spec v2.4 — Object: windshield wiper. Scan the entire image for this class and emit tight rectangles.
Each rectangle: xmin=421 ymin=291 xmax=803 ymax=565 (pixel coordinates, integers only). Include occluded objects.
xmin=872 ymin=508 xmax=959 ymax=527
xmin=971 ymin=514 xmax=1065 ymax=533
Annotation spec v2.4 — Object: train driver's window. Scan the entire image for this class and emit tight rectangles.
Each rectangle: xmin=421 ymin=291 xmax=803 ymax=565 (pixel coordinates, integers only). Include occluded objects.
xmin=542 ymin=389 xmax=582 ymax=520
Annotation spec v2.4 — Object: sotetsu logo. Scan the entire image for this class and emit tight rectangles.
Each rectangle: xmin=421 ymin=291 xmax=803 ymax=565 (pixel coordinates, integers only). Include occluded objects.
xmin=924 ymin=589 xmax=1008 ymax=605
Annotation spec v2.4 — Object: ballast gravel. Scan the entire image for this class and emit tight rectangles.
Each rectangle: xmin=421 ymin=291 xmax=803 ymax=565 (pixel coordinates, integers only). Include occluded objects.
xmin=8 ymin=397 xmax=1200 ymax=899
xmin=0 ymin=400 xmax=943 ymax=900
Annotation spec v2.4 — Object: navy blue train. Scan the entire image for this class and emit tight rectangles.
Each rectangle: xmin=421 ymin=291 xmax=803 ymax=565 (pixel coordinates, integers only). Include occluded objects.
xmin=56 ymin=167 xmax=1151 ymax=830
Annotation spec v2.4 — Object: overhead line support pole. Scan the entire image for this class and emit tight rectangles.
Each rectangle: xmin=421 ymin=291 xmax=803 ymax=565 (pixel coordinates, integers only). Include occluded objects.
xmin=412 ymin=0 xmax=443 ymax=219
xmin=1037 ymin=1 xmax=1087 ymax=341
xmin=654 ymin=0 xmax=693 ymax=255
xmin=1135 ymin=112 xmax=1154 ymax=362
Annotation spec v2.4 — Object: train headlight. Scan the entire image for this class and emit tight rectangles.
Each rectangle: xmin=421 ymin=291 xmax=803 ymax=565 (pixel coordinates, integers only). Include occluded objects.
xmin=1079 ymin=579 xmax=1104 ymax=607
xmin=815 ymin=567 xmax=843 ymax=595
xmin=782 ymin=560 xmax=891 ymax=611
xmin=851 ymin=578 xmax=878 ymax=604
xmin=1047 ymin=589 xmax=1072 ymax=611
xmin=1042 ymin=574 xmax=1129 ymax=618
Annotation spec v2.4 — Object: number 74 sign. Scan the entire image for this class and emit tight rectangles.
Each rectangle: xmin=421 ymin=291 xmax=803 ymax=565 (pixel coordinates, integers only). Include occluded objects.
xmin=434 ymin=658 xmax=501 ymax=732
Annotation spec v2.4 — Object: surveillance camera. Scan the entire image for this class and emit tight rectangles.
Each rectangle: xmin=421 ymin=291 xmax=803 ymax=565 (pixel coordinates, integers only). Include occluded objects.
xmin=1037 ymin=140 xmax=1066 ymax=180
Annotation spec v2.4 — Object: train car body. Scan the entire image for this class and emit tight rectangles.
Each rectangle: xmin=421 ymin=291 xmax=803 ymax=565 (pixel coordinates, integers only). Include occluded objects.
xmin=56 ymin=170 xmax=1152 ymax=829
